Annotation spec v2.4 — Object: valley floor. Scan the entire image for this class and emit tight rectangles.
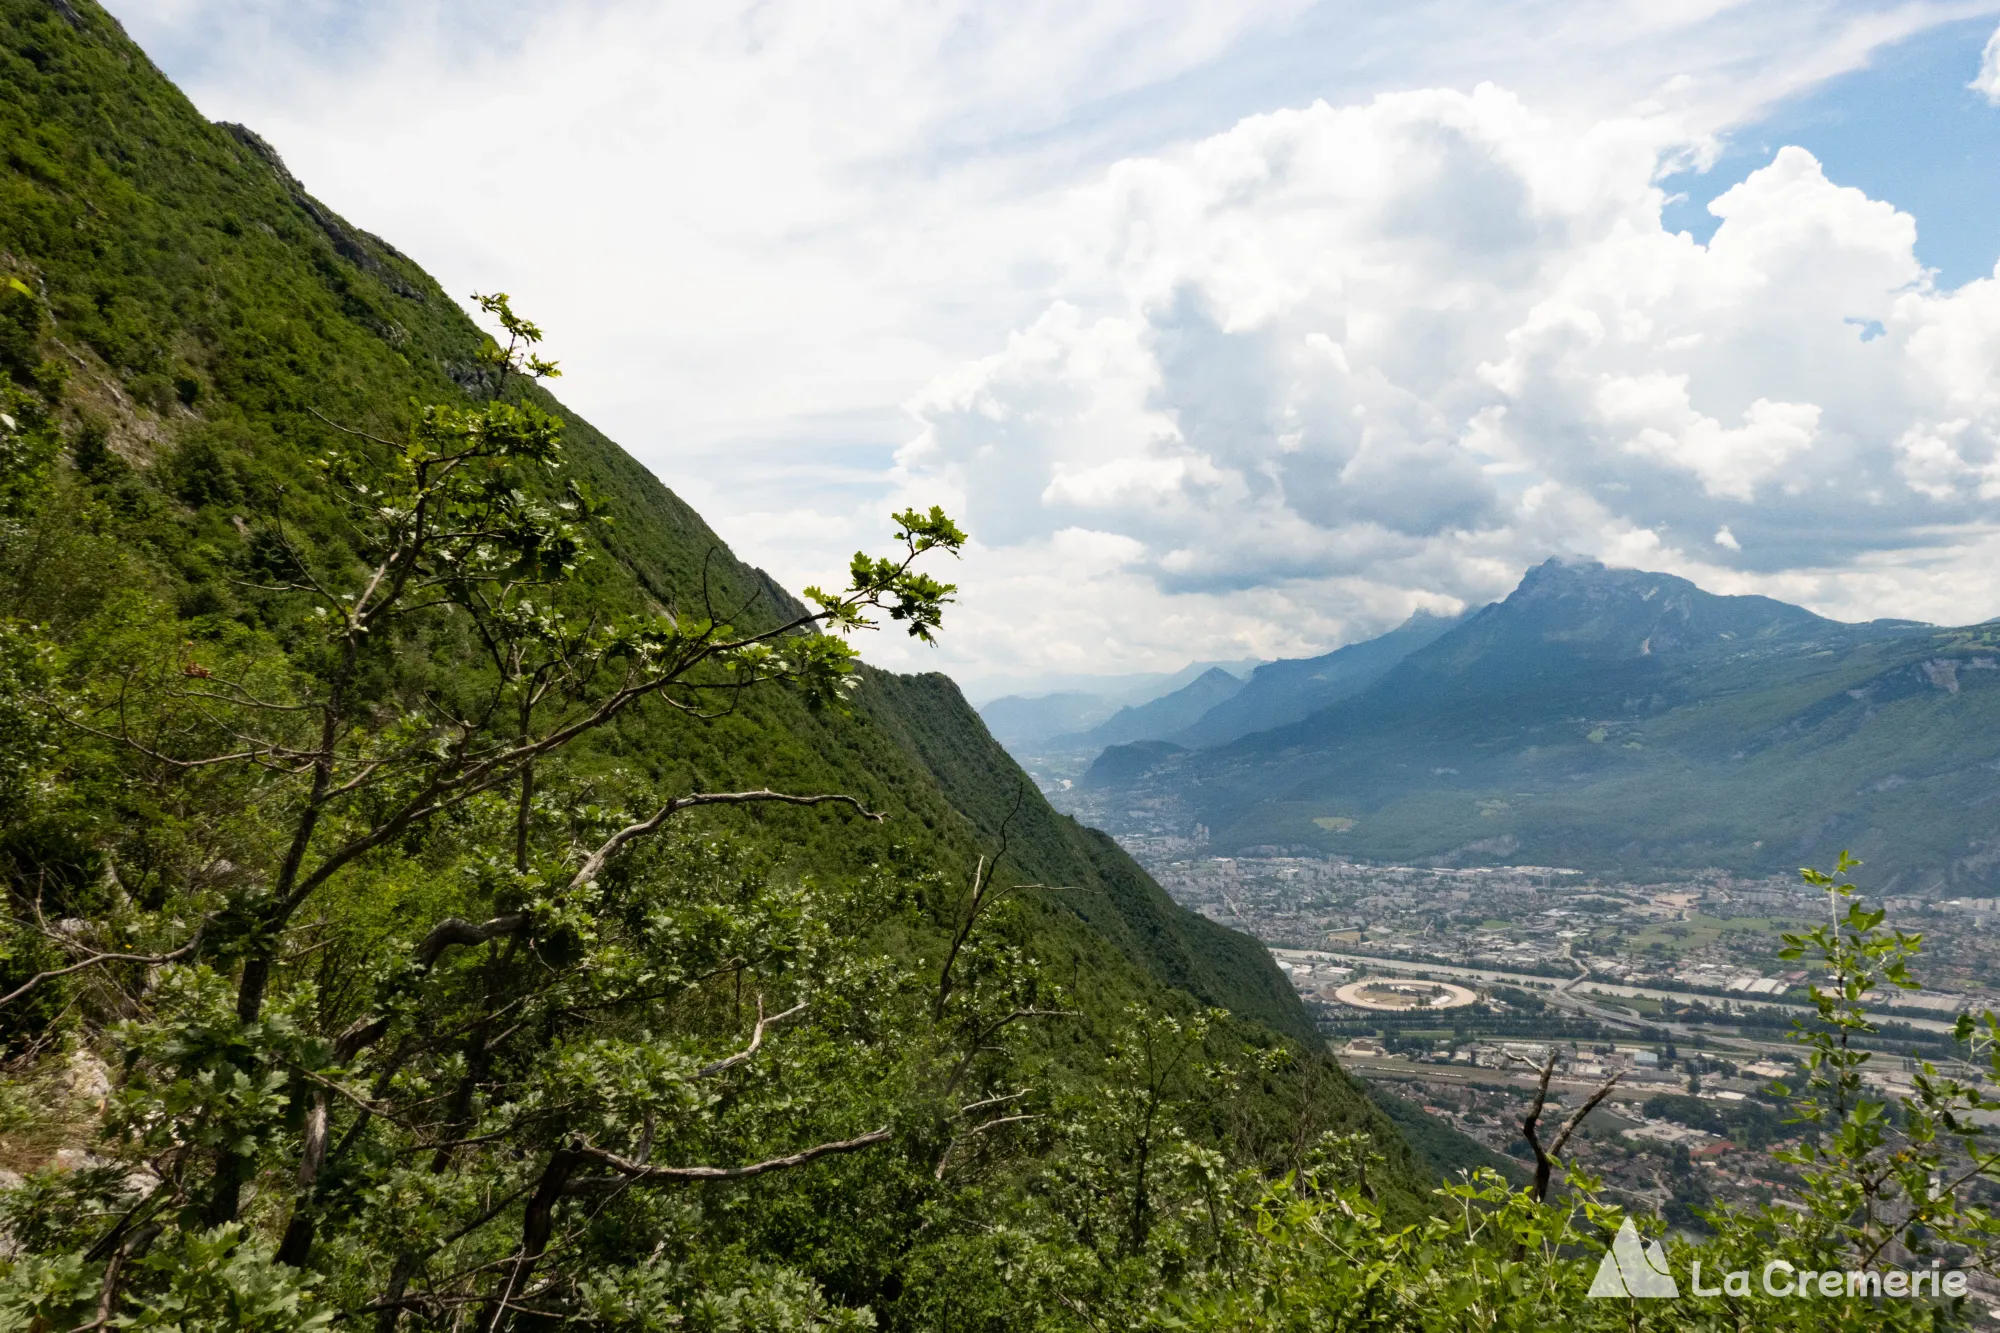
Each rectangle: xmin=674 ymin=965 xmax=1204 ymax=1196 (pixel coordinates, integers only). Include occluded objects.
xmin=1123 ymin=845 xmax=2000 ymax=1282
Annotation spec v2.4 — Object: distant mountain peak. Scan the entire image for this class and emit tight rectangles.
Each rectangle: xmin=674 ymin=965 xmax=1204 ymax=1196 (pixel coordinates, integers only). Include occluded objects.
xmin=1513 ymin=556 xmax=1680 ymax=599
xmin=1484 ymin=558 xmax=1829 ymax=659
xmin=1060 ymin=665 xmax=1247 ymax=749
xmin=1070 ymin=555 xmax=1991 ymax=891
xmin=1165 ymin=609 xmax=1471 ymax=750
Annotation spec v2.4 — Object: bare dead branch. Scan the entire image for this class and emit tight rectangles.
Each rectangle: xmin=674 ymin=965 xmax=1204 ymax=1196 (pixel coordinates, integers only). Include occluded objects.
xmin=318 ymin=914 xmax=532 ymax=1066
xmin=306 ymin=406 xmax=403 ymax=453
xmin=935 ymin=786 xmax=1028 ymax=1021
xmin=174 ymin=687 xmax=316 ymax=713
xmin=64 ymin=716 xmax=268 ymax=769
xmin=563 ymin=790 xmax=885 ymax=897
xmin=1548 ymin=1071 xmax=1625 ymax=1162
xmin=1508 ymin=1049 xmax=1559 ymax=1203
xmin=697 ymin=998 xmax=806 ymax=1078
xmin=934 ymin=1113 xmax=1040 ymax=1180
xmin=415 ymin=913 xmax=531 ymax=971
xmin=0 ymin=933 xmax=202 ymax=1009
xmin=1504 ymin=1050 xmax=1621 ymax=1203
xmin=564 ymin=1126 xmax=892 ymax=1194
xmin=77 ymin=1222 xmax=162 ymax=1331
xmin=959 ymin=1089 xmax=1028 ymax=1117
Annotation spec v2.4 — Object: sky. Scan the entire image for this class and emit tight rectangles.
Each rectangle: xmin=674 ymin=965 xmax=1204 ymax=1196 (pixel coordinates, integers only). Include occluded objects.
xmin=109 ymin=0 xmax=2000 ymax=699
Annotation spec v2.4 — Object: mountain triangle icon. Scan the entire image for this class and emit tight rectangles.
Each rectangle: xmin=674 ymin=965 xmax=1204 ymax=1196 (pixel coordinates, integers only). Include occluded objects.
xmin=1587 ymin=1219 xmax=1679 ymax=1299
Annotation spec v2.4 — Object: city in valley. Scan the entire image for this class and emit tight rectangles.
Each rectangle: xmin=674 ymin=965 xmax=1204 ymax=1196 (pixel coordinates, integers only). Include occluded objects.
xmin=1132 ymin=850 xmax=2000 ymax=1226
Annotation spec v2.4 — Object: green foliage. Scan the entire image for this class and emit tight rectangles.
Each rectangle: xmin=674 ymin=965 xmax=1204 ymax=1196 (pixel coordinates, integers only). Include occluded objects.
xmin=121 ymin=1225 xmax=334 ymax=1332
xmin=807 ymin=506 xmax=966 ymax=646
xmin=1772 ymin=853 xmax=2000 ymax=1267
xmin=0 ymin=1223 xmax=333 ymax=1332
xmin=0 ymin=6 xmax=1697 ymax=1328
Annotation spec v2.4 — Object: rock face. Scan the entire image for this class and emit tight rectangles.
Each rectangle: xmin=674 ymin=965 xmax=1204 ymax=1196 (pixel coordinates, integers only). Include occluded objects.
xmin=61 ymin=1049 xmax=110 ymax=1107
xmin=216 ymin=123 xmax=425 ymax=301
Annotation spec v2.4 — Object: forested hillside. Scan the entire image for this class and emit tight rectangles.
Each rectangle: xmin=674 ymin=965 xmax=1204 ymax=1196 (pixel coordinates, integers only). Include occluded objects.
xmin=1079 ymin=559 xmax=2000 ymax=893
xmin=0 ymin=1 xmax=1428 ymax=1325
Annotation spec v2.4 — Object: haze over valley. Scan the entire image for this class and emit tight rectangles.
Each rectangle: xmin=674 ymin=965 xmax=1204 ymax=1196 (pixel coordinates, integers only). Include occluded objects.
xmin=988 ymin=557 xmax=2000 ymax=892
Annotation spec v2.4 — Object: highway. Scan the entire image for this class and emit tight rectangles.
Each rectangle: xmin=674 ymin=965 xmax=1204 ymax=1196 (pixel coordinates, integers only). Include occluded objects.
xmin=1273 ymin=947 xmax=1966 ymax=1039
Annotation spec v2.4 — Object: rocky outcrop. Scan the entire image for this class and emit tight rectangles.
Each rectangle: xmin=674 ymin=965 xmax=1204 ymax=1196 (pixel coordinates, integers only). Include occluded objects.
xmin=217 ymin=122 xmax=425 ymax=301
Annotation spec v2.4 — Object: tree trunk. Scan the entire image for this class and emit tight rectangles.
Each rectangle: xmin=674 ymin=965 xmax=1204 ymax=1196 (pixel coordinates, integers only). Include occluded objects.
xmin=275 ymin=1093 xmax=331 ymax=1265
xmin=482 ymin=1148 xmax=577 ymax=1332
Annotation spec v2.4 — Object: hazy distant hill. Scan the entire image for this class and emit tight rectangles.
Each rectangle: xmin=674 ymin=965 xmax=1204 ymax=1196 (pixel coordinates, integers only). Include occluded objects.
xmin=976 ymin=690 xmax=1118 ymax=748
xmin=1057 ymin=665 xmax=1246 ymax=748
xmin=1169 ymin=611 xmax=1464 ymax=749
xmin=975 ymin=659 xmax=1261 ymax=750
xmin=1075 ymin=559 xmax=2000 ymax=893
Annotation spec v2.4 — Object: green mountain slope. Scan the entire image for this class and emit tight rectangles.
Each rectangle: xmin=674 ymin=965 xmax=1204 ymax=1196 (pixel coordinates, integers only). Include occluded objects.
xmin=862 ymin=671 xmax=1313 ymax=1041
xmin=1085 ymin=559 xmax=2000 ymax=891
xmin=0 ymin=0 xmax=1314 ymax=1033
xmin=0 ymin=6 xmax=1476 ymax=1325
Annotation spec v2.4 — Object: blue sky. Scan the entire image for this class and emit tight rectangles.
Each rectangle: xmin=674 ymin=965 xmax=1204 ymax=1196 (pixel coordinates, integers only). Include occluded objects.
xmin=114 ymin=1 xmax=2000 ymax=694
xmin=1664 ymin=15 xmax=2000 ymax=286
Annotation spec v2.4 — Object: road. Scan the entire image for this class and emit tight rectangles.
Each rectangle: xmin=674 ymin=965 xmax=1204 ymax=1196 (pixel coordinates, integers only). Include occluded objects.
xmin=1274 ymin=947 xmax=1966 ymax=1039
xmin=1339 ymin=1052 xmax=1668 ymax=1093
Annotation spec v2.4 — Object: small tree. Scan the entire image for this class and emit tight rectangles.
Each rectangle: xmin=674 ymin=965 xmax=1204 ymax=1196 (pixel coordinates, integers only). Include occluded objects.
xmin=0 ymin=301 xmax=970 ymax=1325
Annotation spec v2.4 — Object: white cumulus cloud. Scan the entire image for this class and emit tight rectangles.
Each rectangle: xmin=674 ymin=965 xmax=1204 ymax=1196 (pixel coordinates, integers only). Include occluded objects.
xmin=890 ymin=89 xmax=2000 ymax=682
xmin=1975 ymin=22 xmax=2000 ymax=102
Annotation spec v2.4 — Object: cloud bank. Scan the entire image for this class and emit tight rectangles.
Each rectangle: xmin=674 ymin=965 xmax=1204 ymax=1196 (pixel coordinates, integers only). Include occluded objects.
xmin=107 ymin=1 xmax=2000 ymax=690
xmin=886 ymin=86 xmax=2000 ymax=685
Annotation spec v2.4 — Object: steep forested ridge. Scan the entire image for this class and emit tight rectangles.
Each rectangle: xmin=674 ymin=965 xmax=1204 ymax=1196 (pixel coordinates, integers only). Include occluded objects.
xmin=861 ymin=672 xmax=1313 ymax=1043
xmin=0 ymin=0 xmax=1309 ymax=1030
xmin=0 ymin=2 xmax=1437 ymax=1326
